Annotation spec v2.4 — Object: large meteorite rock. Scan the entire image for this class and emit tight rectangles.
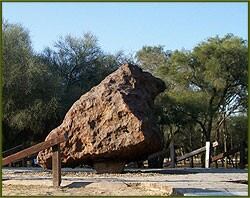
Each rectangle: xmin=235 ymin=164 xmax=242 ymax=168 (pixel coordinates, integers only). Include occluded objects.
xmin=37 ymin=64 xmax=166 ymax=172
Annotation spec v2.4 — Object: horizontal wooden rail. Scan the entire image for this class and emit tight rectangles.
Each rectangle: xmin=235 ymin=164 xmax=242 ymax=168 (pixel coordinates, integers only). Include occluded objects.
xmin=3 ymin=133 xmax=68 ymax=166
xmin=177 ymin=147 xmax=206 ymax=162
xmin=176 ymin=141 xmax=218 ymax=162
xmin=211 ymin=147 xmax=240 ymax=162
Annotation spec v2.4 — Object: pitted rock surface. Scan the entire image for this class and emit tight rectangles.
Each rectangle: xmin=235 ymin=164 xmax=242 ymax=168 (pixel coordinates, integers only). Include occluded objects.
xmin=37 ymin=64 xmax=166 ymax=170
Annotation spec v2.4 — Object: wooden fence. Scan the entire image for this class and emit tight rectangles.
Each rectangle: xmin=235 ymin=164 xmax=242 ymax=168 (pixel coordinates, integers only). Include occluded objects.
xmin=3 ymin=133 xmax=68 ymax=187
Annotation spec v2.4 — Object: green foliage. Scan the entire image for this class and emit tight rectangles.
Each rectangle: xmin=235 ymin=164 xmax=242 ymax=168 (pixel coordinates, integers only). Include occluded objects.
xmin=136 ymin=45 xmax=171 ymax=74
xmin=227 ymin=114 xmax=247 ymax=147
xmin=156 ymin=34 xmax=248 ymax=143
xmin=39 ymin=33 xmax=127 ymax=114
xmin=3 ymin=21 xmax=62 ymax=148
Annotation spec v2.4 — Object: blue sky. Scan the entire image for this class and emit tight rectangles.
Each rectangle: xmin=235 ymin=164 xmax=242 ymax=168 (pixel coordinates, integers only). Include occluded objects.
xmin=3 ymin=2 xmax=248 ymax=54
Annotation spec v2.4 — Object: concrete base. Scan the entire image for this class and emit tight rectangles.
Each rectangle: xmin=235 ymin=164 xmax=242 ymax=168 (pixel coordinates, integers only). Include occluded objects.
xmin=93 ymin=161 xmax=125 ymax=173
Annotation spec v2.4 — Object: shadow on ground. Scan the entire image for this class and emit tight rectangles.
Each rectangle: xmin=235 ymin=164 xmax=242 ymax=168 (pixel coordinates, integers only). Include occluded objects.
xmin=63 ymin=182 xmax=92 ymax=188
xmin=173 ymin=187 xmax=247 ymax=196
xmin=125 ymin=168 xmax=248 ymax=175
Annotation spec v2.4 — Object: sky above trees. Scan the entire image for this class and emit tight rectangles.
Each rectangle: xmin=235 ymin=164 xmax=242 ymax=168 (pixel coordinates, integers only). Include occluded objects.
xmin=3 ymin=2 xmax=247 ymax=54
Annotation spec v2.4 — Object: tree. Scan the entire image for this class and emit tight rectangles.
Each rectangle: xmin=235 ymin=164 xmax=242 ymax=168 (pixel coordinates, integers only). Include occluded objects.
xmin=157 ymin=34 xmax=248 ymax=143
xmin=227 ymin=115 xmax=247 ymax=148
xmin=136 ymin=45 xmax=171 ymax=74
xmin=39 ymin=33 xmax=128 ymax=115
xmin=3 ymin=21 xmax=61 ymax=149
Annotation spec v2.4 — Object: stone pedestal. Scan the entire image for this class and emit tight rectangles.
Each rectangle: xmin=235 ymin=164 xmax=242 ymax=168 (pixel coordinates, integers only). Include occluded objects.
xmin=93 ymin=161 xmax=125 ymax=173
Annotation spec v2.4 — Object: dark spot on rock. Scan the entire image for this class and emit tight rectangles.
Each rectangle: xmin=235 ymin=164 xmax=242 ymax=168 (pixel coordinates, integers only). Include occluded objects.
xmin=75 ymin=140 xmax=84 ymax=152
xmin=110 ymin=79 xmax=116 ymax=84
xmin=118 ymin=111 xmax=125 ymax=118
xmin=88 ymin=120 xmax=96 ymax=129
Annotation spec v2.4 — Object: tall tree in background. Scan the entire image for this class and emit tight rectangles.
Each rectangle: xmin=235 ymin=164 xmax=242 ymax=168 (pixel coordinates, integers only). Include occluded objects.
xmin=136 ymin=45 xmax=171 ymax=74
xmin=39 ymin=33 xmax=128 ymax=115
xmin=162 ymin=34 xmax=248 ymax=142
xmin=3 ymin=21 xmax=61 ymax=148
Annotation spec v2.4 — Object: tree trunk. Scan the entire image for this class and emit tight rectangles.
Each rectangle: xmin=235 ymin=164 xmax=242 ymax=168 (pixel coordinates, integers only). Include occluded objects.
xmin=189 ymin=126 xmax=194 ymax=168
xmin=223 ymin=114 xmax=228 ymax=168
xmin=170 ymin=139 xmax=175 ymax=168
xmin=200 ymin=133 xmax=205 ymax=167
xmin=239 ymin=141 xmax=246 ymax=169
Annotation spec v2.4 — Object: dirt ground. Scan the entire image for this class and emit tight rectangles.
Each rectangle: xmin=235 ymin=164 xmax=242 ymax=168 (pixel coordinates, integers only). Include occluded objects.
xmin=2 ymin=168 xmax=173 ymax=196
xmin=2 ymin=167 xmax=248 ymax=196
xmin=3 ymin=182 xmax=172 ymax=196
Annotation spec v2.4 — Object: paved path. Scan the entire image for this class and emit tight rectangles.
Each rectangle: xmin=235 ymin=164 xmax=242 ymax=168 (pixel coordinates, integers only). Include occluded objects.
xmin=2 ymin=167 xmax=248 ymax=196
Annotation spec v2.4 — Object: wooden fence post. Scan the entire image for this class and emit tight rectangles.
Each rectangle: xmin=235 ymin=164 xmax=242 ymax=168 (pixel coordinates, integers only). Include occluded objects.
xmin=170 ymin=140 xmax=175 ymax=168
xmin=3 ymin=133 xmax=68 ymax=188
xmin=239 ymin=141 xmax=246 ymax=169
xmin=205 ymin=141 xmax=210 ymax=168
xmin=52 ymin=144 xmax=61 ymax=187
xmin=190 ymin=156 xmax=194 ymax=168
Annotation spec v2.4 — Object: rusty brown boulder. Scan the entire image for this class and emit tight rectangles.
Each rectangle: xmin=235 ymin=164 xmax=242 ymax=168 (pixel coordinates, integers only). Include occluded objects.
xmin=37 ymin=64 xmax=166 ymax=171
